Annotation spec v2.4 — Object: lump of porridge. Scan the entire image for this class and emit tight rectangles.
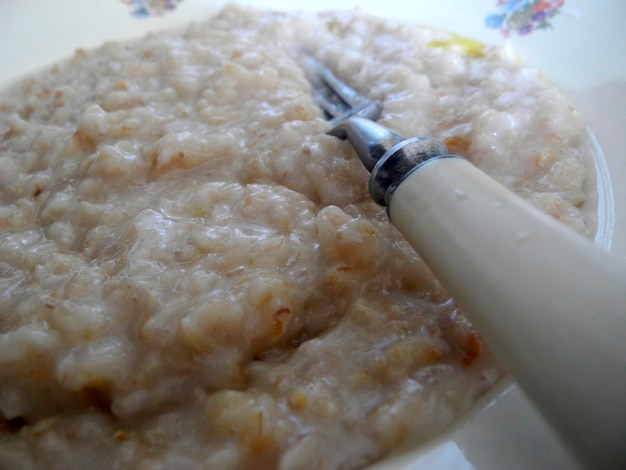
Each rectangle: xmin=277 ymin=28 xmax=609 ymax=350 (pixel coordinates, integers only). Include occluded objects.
xmin=0 ymin=5 xmax=596 ymax=470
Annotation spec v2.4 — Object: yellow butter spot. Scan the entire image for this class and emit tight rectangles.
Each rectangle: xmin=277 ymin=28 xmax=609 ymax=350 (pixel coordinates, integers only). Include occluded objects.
xmin=429 ymin=34 xmax=485 ymax=57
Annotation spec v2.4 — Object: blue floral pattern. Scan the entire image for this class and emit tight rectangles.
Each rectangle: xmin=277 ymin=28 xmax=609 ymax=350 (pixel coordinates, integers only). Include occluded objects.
xmin=485 ymin=0 xmax=566 ymax=36
xmin=122 ymin=0 xmax=183 ymax=17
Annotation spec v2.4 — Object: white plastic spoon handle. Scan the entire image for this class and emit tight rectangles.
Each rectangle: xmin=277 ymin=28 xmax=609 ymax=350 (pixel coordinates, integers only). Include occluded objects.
xmin=387 ymin=157 xmax=626 ymax=470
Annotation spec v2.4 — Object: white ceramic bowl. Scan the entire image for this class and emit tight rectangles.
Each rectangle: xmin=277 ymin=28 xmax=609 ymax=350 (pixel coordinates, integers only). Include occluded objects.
xmin=2 ymin=1 xmax=624 ymax=468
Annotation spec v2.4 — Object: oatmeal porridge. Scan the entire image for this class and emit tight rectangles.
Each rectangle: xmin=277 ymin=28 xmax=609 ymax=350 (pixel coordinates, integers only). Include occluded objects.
xmin=0 ymin=5 xmax=596 ymax=470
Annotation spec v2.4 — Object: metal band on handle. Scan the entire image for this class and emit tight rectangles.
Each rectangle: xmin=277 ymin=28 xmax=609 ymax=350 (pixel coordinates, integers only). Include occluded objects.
xmin=369 ymin=137 xmax=460 ymax=206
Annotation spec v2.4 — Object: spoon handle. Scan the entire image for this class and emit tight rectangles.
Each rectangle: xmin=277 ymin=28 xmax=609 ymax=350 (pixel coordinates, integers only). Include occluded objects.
xmin=388 ymin=156 xmax=626 ymax=470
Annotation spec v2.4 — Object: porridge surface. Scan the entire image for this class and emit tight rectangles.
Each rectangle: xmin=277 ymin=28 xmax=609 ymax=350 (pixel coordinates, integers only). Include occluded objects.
xmin=0 ymin=5 xmax=595 ymax=470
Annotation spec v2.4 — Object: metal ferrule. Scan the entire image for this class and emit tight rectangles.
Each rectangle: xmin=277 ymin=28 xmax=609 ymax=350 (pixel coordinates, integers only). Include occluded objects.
xmin=370 ymin=137 xmax=458 ymax=206
xmin=330 ymin=116 xmax=460 ymax=206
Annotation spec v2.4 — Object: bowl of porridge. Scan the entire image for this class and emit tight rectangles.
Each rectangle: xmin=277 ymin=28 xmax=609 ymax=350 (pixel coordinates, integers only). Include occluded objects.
xmin=0 ymin=1 xmax=624 ymax=469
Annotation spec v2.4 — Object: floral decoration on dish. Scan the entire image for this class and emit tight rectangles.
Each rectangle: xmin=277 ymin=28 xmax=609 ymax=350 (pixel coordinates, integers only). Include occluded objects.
xmin=122 ymin=0 xmax=183 ymax=17
xmin=485 ymin=0 xmax=566 ymax=36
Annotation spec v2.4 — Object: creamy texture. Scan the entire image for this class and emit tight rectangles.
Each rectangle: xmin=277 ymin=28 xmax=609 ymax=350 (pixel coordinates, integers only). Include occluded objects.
xmin=0 ymin=5 xmax=595 ymax=470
